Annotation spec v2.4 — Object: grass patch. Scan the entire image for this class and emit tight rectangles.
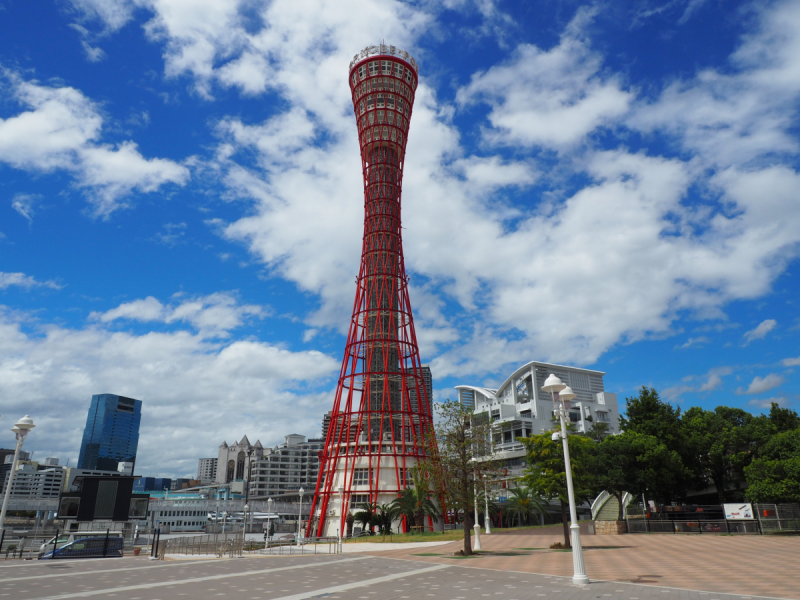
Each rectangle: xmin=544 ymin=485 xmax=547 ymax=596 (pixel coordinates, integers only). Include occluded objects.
xmin=343 ymin=530 xmax=467 ymax=544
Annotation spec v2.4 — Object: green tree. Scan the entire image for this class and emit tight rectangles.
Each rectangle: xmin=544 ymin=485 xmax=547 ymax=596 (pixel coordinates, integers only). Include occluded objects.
xmin=683 ymin=406 xmax=765 ymax=502
xmin=521 ymin=430 xmax=595 ymax=547
xmin=503 ymin=486 xmax=548 ymax=526
xmin=745 ymin=429 xmax=800 ymax=503
xmin=417 ymin=399 xmax=498 ymax=556
xmin=586 ymin=421 xmax=610 ymax=442
xmin=352 ymin=501 xmax=376 ymax=534
xmin=768 ymin=402 xmax=800 ymax=433
xmin=619 ymin=386 xmax=694 ymax=500
xmin=391 ymin=470 xmax=440 ymax=531
xmin=375 ymin=503 xmax=401 ymax=539
xmin=592 ymin=431 xmax=688 ymax=519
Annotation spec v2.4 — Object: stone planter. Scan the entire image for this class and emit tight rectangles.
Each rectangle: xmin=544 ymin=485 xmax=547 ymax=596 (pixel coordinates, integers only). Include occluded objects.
xmin=595 ymin=520 xmax=627 ymax=535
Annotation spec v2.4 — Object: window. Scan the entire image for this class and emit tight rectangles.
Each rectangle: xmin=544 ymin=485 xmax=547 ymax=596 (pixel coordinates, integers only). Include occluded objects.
xmin=377 ymin=93 xmax=384 ymax=108
xmin=569 ymin=412 xmax=580 ymax=423
xmin=353 ymin=468 xmax=372 ymax=486
xmin=352 ymin=73 xmax=357 ymax=85
xmin=490 ymin=409 xmax=500 ymax=421
xmin=358 ymin=65 xmax=366 ymax=80
xmin=405 ymin=70 xmax=412 ymax=83
xmin=394 ymin=63 xmax=404 ymax=77
xmin=381 ymin=60 xmax=392 ymax=75
xmin=351 ymin=494 xmax=369 ymax=505
xmin=397 ymin=98 xmax=403 ymax=113
xmin=387 ymin=95 xmax=395 ymax=109
xmin=367 ymin=96 xmax=374 ymax=110
xmin=596 ymin=411 xmax=609 ymax=423
xmin=369 ymin=61 xmax=379 ymax=75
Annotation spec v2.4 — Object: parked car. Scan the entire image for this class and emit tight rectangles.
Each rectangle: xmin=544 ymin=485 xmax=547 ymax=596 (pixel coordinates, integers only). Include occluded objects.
xmin=39 ymin=536 xmax=124 ymax=559
xmin=39 ymin=532 xmax=123 ymax=558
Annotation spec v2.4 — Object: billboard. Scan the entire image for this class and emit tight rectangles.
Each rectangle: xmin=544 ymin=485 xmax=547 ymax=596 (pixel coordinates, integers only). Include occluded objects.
xmin=724 ymin=503 xmax=754 ymax=520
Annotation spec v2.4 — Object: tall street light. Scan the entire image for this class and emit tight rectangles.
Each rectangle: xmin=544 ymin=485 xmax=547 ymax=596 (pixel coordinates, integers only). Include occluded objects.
xmin=337 ymin=486 xmax=344 ymax=543
xmin=472 ymin=482 xmax=482 ymax=550
xmin=0 ymin=416 xmax=36 ymax=532
xmin=267 ymin=497 xmax=273 ymax=544
xmin=296 ymin=488 xmax=304 ymax=547
xmin=243 ymin=503 xmax=249 ymax=537
xmin=542 ymin=374 xmax=589 ymax=586
xmin=483 ymin=475 xmax=492 ymax=534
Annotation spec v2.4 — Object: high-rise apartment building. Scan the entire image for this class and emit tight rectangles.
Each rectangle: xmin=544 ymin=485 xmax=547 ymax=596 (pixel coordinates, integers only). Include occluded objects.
xmin=197 ymin=458 xmax=218 ymax=481
xmin=78 ymin=394 xmax=142 ymax=472
xmin=249 ymin=435 xmax=323 ymax=499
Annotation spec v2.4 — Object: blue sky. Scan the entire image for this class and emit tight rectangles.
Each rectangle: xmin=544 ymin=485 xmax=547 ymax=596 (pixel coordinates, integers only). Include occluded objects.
xmin=1 ymin=0 xmax=799 ymax=478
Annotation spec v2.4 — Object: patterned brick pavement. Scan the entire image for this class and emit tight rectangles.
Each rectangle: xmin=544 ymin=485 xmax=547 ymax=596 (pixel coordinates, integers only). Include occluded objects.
xmin=361 ymin=526 xmax=800 ymax=599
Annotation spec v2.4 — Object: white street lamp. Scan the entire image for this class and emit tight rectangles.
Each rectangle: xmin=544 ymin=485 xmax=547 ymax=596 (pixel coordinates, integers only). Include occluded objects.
xmin=337 ymin=486 xmax=344 ymax=543
xmin=296 ymin=488 xmax=304 ymax=547
xmin=0 ymin=416 xmax=36 ymax=533
xmin=483 ymin=475 xmax=491 ymax=535
xmin=267 ymin=497 xmax=273 ymax=542
xmin=243 ymin=503 xmax=249 ymax=538
xmin=542 ymin=374 xmax=589 ymax=585
xmin=473 ymin=483 xmax=482 ymax=550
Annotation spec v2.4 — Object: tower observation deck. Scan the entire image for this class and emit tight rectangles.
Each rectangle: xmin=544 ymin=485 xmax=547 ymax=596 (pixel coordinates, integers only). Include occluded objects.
xmin=309 ymin=45 xmax=436 ymax=537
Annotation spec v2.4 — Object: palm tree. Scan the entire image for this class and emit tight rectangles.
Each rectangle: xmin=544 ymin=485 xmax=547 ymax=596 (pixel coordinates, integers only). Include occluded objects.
xmin=391 ymin=470 xmax=440 ymax=532
xmin=504 ymin=486 xmax=548 ymax=527
xmin=375 ymin=503 xmax=401 ymax=539
xmin=352 ymin=501 xmax=376 ymax=535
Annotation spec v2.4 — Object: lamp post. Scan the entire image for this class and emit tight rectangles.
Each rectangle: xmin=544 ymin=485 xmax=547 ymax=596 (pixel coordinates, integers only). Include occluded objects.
xmin=337 ymin=486 xmax=344 ymax=543
xmin=0 ymin=416 xmax=36 ymax=533
xmin=483 ymin=476 xmax=491 ymax=534
xmin=267 ymin=497 xmax=273 ymax=545
xmin=243 ymin=503 xmax=249 ymax=538
xmin=542 ymin=374 xmax=589 ymax=585
xmin=473 ymin=482 xmax=482 ymax=550
xmin=296 ymin=488 xmax=304 ymax=547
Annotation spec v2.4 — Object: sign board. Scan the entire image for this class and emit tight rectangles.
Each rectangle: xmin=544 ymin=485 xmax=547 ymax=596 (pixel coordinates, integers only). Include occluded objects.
xmin=724 ymin=503 xmax=754 ymax=520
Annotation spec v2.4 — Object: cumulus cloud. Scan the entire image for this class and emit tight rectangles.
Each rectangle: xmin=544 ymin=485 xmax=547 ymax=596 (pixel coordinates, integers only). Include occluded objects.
xmin=456 ymin=7 xmax=632 ymax=149
xmin=782 ymin=357 xmax=800 ymax=367
xmin=748 ymin=396 xmax=789 ymax=409
xmin=0 ymin=272 xmax=62 ymax=290
xmin=0 ymin=306 xmax=338 ymax=477
xmin=743 ymin=319 xmax=777 ymax=344
xmin=737 ymin=373 xmax=784 ymax=395
xmin=90 ymin=292 xmax=266 ymax=338
xmin=0 ymin=73 xmax=190 ymax=217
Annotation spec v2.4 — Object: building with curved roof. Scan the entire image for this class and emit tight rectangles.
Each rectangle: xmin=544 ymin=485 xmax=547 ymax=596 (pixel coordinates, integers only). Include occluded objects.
xmin=457 ymin=361 xmax=620 ymax=486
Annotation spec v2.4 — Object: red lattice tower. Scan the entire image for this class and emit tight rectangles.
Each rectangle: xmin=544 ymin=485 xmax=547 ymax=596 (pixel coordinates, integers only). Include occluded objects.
xmin=309 ymin=45 xmax=436 ymax=537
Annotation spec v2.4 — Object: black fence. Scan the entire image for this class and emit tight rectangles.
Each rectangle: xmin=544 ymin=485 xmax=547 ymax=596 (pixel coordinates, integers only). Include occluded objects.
xmin=626 ymin=503 xmax=800 ymax=535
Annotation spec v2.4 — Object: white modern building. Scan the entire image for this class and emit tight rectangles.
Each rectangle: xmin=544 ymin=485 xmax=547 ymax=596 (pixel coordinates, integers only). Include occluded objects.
xmin=197 ymin=457 xmax=218 ymax=482
xmin=457 ymin=360 xmax=619 ymax=484
xmin=248 ymin=435 xmax=323 ymax=499
xmin=0 ymin=462 xmax=65 ymax=498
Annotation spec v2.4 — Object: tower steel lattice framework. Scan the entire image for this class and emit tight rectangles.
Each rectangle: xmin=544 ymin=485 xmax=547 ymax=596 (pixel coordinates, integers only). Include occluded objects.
xmin=309 ymin=45 xmax=436 ymax=538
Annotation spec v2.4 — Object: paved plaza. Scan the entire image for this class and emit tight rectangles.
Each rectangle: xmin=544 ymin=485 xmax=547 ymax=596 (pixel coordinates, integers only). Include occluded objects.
xmin=0 ymin=537 xmax=796 ymax=600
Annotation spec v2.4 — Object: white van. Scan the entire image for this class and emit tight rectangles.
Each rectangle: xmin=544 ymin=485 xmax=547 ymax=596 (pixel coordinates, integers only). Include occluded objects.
xmin=39 ymin=531 xmax=124 ymax=558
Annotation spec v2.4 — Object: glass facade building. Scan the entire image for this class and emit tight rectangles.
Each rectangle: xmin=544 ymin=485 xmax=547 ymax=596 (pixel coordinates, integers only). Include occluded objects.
xmin=78 ymin=394 xmax=142 ymax=472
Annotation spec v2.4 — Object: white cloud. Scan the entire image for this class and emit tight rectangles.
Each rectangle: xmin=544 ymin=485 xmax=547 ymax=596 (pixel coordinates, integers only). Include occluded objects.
xmin=11 ymin=193 xmax=39 ymax=223
xmin=91 ymin=292 xmax=266 ymax=338
xmin=737 ymin=373 xmax=784 ymax=395
xmin=68 ymin=0 xmax=137 ymax=32
xmin=456 ymin=7 xmax=632 ymax=149
xmin=0 ymin=272 xmax=61 ymax=290
xmin=748 ymin=396 xmax=789 ymax=409
xmin=0 ymin=73 xmax=189 ymax=217
xmin=661 ymin=366 xmax=731 ymax=400
xmin=782 ymin=357 xmax=800 ymax=367
xmin=0 ymin=306 xmax=338 ymax=477
xmin=743 ymin=319 xmax=777 ymax=344
xmin=677 ymin=336 xmax=710 ymax=349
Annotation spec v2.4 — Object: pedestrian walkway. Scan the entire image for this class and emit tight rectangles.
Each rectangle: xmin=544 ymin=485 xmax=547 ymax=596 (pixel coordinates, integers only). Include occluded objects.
xmin=361 ymin=525 xmax=800 ymax=599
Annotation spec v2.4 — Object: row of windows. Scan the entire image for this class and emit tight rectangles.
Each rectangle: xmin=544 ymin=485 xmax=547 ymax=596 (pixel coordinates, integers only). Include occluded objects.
xmin=359 ymin=94 xmax=409 ymax=116
xmin=353 ymin=76 xmax=414 ymax=103
xmin=360 ymin=110 xmax=407 ymax=131
xmin=361 ymin=126 xmax=404 ymax=147
xmin=352 ymin=60 xmax=416 ymax=87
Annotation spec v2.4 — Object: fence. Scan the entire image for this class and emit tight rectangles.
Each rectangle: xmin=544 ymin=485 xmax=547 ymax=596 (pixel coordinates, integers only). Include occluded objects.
xmin=626 ymin=503 xmax=800 ymax=535
xmin=157 ymin=533 xmax=341 ymax=558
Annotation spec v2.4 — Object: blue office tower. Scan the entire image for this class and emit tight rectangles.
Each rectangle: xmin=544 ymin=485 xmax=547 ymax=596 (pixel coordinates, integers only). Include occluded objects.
xmin=78 ymin=394 xmax=142 ymax=472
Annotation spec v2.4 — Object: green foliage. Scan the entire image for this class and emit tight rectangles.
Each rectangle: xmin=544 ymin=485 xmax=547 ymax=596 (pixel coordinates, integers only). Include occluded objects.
xmin=416 ymin=399 xmax=499 ymax=556
xmin=585 ymin=421 xmax=610 ymax=442
xmin=391 ymin=470 xmax=440 ymax=530
xmin=503 ymin=486 xmax=548 ymax=526
xmin=592 ymin=431 xmax=687 ymax=518
xmin=745 ymin=429 xmax=800 ymax=503
xmin=374 ymin=503 xmax=401 ymax=537
xmin=521 ymin=428 xmax=595 ymax=546
xmin=769 ymin=403 xmax=800 ymax=433
xmin=352 ymin=501 xmax=376 ymax=533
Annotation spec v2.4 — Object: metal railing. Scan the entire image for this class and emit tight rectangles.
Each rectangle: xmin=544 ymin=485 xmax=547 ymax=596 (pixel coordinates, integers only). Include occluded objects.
xmin=626 ymin=503 xmax=800 ymax=535
xmin=158 ymin=533 xmax=341 ymax=557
